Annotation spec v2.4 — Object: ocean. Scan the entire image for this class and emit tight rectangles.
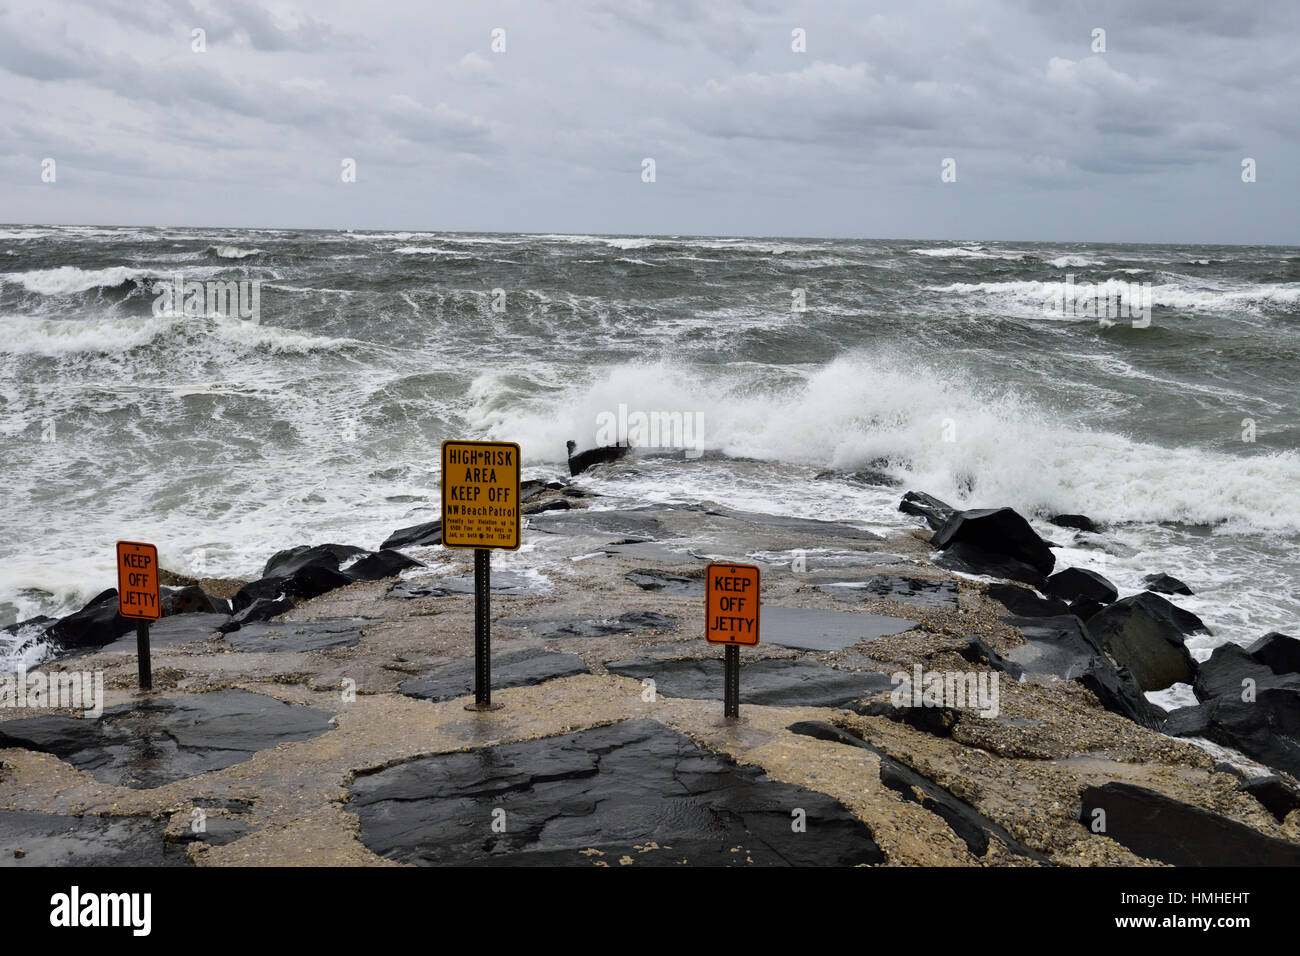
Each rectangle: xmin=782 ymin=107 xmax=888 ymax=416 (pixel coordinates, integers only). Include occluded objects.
xmin=2 ymin=225 xmax=1298 ymax=671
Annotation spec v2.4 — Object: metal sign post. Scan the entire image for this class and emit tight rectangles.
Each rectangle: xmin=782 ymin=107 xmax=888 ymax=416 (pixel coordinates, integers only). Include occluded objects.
xmin=116 ymin=540 xmax=160 ymax=690
xmin=705 ymin=562 xmax=761 ymax=720
xmin=440 ymin=440 xmax=521 ymax=711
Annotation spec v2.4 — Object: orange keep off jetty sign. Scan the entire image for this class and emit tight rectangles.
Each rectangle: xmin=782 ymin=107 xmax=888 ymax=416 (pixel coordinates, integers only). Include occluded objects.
xmin=441 ymin=440 xmax=521 ymax=550
xmin=116 ymin=540 xmax=160 ymax=620
xmin=705 ymin=562 xmax=760 ymax=646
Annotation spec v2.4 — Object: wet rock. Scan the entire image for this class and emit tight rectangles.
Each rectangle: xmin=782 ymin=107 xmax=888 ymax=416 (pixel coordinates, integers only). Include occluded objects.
xmin=818 ymin=576 xmax=959 ymax=610
xmin=601 ymin=541 xmax=699 ymax=564
xmin=1049 ymin=514 xmax=1101 ymax=533
xmin=171 ymin=816 xmax=255 ymax=847
xmin=898 ymin=491 xmax=957 ymax=531
xmin=1142 ymin=572 xmax=1193 ymax=596
xmin=1086 ymin=592 xmax=1202 ymax=691
xmin=224 ymin=618 xmax=371 ymax=653
xmin=160 ymin=585 xmax=228 ymax=616
xmin=349 ymin=719 xmax=882 ymax=866
xmin=1167 ymin=673 xmax=1300 ymax=778
xmin=0 ymin=690 xmax=334 ymax=789
xmin=218 ymin=595 xmax=295 ymax=633
xmin=389 ymin=571 xmax=548 ymax=599
xmin=815 ymin=468 xmax=899 ymax=488
xmin=566 ymin=440 xmax=629 ymax=476
xmin=343 ymin=549 xmax=424 ymax=581
xmin=934 ymin=543 xmax=1047 ymax=589
xmin=1247 ymin=632 xmax=1300 ymax=676
xmin=1236 ymin=775 xmax=1300 ymax=823
xmin=788 ymin=721 xmax=1049 ymax=862
xmin=703 ymin=507 xmax=884 ymax=541
xmin=605 ymin=657 xmax=895 ymax=708
xmin=0 ymin=810 xmax=189 ymax=866
xmin=101 ymin=612 xmax=228 ymax=652
xmin=1069 ymin=597 xmax=1106 ymax=621
xmin=624 ymin=568 xmax=702 ymax=596
xmin=501 ymin=611 xmax=677 ymax=640
xmin=986 ymin=583 xmax=1070 ymax=618
xmin=959 ymin=636 xmax=1025 ymax=680
xmin=263 ymin=543 xmax=369 ymax=579
xmin=531 ymin=509 xmax=672 ymax=540
xmin=1044 ymin=568 xmax=1118 ymax=605
xmin=931 ymin=507 xmax=1056 ymax=579
xmin=522 ymin=499 xmax=571 ymax=515
xmin=44 ymin=589 xmax=134 ymax=650
xmin=1078 ymin=659 xmax=1165 ymax=730
xmin=762 ymin=606 xmax=919 ymax=652
xmin=1194 ymin=643 xmax=1273 ymax=701
xmin=381 ymin=519 xmax=441 ymax=550
xmin=1078 ymin=783 xmax=1300 ymax=866
xmin=1001 ymin=615 xmax=1099 ymax=682
xmin=232 ymin=565 xmax=352 ymax=612
xmin=399 ymin=649 xmax=588 ymax=702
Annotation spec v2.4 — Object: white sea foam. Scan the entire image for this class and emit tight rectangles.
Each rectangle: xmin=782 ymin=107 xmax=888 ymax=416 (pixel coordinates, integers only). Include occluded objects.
xmin=209 ymin=244 xmax=261 ymax=259
xmin=3 ymin=265 xmax=144 ymax=295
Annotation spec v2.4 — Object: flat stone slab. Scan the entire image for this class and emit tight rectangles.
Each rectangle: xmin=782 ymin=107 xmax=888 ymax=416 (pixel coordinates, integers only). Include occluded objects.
xmin=1001 ymin=614 xmax=1099 ymax=681
xmin=704 ymin=507 xmax=884 ymax=541
xmin=390 ymin=571 xmax=549 ymax=599
xmin=752 ymin=549 xmax=908 ymax=570
xmin=762 ymin=606 xmax=919 ymax=651
xmin=224 ymin=618 xmax=372 ymax=653
xmin=818 ymin=576 xmax=959 ymax=609
xmin=0 ymin=810 xmax=189 ymax=866
xmin=0 ymin=689 xmax=334 ymax=789
xmin=530 ymin=510 xmax=676 ymax=540
xmin=606 ymin=657 xmax=895 ymax=708
xmin=601 ymin=541 xmax=700 ymax=564
xmin=100 ymin=612 xmax=228 ymax=652
xmin=624 ymin=569 xmax=704 ymax=595
xmin=347 ymin=718 xmax=881 ymax=866
xmin=501 ymin=611 xmax=678 ymax=640
xmin=399 ymin=649 xmax=589 ymax=702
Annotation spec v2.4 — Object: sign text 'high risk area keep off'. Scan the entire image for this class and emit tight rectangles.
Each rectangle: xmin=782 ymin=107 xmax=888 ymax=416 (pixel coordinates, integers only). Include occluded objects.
xmin=116 ymin=540 xmax=159 ymax=691
xmin=705 ymin=562 xmax=760 ymax=719
xmin=440 ymin=440 xmax=521 ymax=712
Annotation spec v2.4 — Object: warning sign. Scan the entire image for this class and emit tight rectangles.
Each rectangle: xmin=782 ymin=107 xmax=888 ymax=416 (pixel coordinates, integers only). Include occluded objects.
xmin=116 ymin=540 xmax=160 ymax=621
xmin=441 ymin=440 xmax=521 ymax=550
xmin=705 ymin=563 xmax=760 ymax=646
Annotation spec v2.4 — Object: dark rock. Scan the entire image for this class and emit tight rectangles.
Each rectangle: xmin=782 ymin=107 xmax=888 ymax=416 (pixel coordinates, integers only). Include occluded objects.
xmin=601 ymin=541 xmax=699 ymax=564
xmin=816 ymin=468 xmax=899 ymax=488
xmin=1078 ymin=659 xmax=1165 ymax=729
xmin=856 ymin=698 xmax=962 ymax=737
xmin=231 ymin=564 xmax=353 ymax=613
xmin=263 ymin=543 xmax=368 ymax=579
xmin=788 ymin=721 xmax=1049 ymax=862
xmin=522 ymin=499 xmax=571 ymax=515
xmin=762 ymin=606 xmax=919 ymax=652
xmin=818 ymin=576 xmax=959 ymax=609
xmin=172 ymin=816 xmax=256 ymax=847
xmin=1236 ymin=776 xmax=1300 ymax=823
xmin=44 ymin=589 xmax=135 ymax=650
xmin=934 ymin=542 xmax=1047 ymax=589
xmin=1247 ymin=632 xmax=1300 ymax=676
xmin=381 ymin=519 xmax=441 ymax=550
xmin=1049 ymin=514 xmax=1101 ymax=533
xmin=959 ymin=636 xmax=1025 ymax=680
xmin=0 ymin=810 xmax=189 ymax=866
xmin=1070 ymin=597 xmax=1106 ymax=620
xmin=1194 ymin=643 xmax=1273 ymax=701
xmin=349 ymin=719 xmax=881 ymax=866
xmin=343 ymin=548 xmax=423 ymax=581
xmin=986 ymin=583 xmax=1069 ymax=618
xmin=224 ymin=618 xmax=371 ymax=653
xmin=501 ymin=610 xmax=677 ymax=640
xmin=398 ymin=649 xmax=588 ymax=702
xmin=389 ymin=570 xmax=549 ymax=599
xmin=1086 ymin=592 xmax=1203 ymax=691
xmin=520 ymin=479 xmax=551 ymax=502
xmin=931 ymin=507 xmax=1055 ymax=578
xmin=1045 ymin=567 xmax=1118 ymax=605
xmin=218 ymin=595 xmax=294 ymax=633
xmin=624 ymin=568 xmax=702 ymax=596
xmin=566 ymin=440 xmax=630 ymax=476
xmin=160 ymin=585 xmax=227 ymax=616
xmin=102 ymin=612 xmax=228 ymax=652
xmin=0 ymin=690 xmax=334 ymax=788
xmin=1142 ymin=572 xmax=1193 ymax=596
xmin=606 ymin=657 xmax=896 ymax=708
xmin=1079 ymin=782 xmax=1300 ymax=866
xmin=1169 ymin=677 xmax=1300 ymax=778
xmin=1001 ymin=614 xmax=1100 ymax=682
xmin=898 ymin=491 xmax=957 ymax=531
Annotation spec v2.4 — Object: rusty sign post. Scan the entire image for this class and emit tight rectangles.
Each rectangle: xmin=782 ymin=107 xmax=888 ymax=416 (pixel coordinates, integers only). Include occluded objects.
xmin=705 ymin=562 xmax=760 ymax=719
xmin=441 ymin=440 xmax=521 ymax=711
xmin=116 ymin=540 xmax=160 ymax=690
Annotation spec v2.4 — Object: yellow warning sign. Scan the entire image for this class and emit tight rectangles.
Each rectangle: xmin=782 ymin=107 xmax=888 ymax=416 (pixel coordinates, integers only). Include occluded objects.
xmin=441 ymin=440 xmax=521 ymax=550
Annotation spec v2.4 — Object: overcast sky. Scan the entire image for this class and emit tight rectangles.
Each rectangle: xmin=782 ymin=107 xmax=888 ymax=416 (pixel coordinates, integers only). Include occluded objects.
xmin=1 ymin=0 xmax=1296 ymax=243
